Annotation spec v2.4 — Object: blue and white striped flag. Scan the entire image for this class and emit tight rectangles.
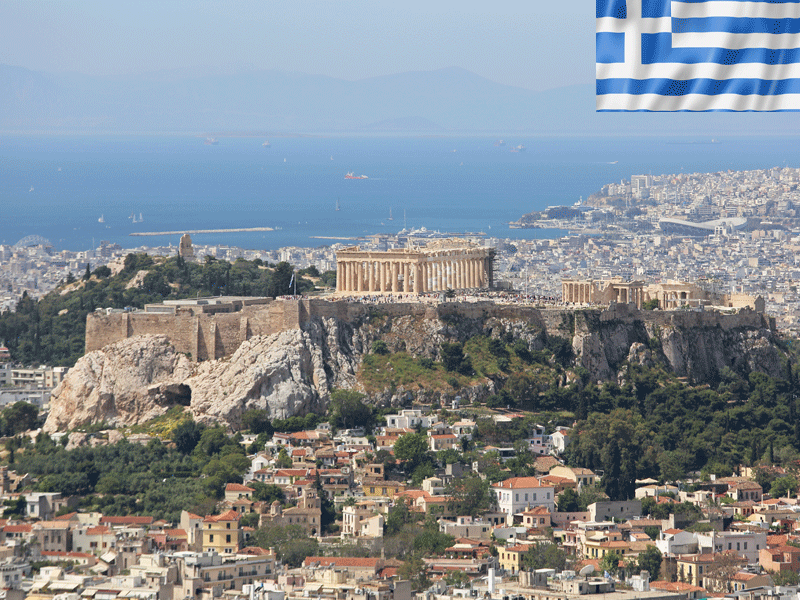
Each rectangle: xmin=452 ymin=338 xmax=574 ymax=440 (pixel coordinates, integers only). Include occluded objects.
xmin=597 ymin=0 xmax=800 ymax=111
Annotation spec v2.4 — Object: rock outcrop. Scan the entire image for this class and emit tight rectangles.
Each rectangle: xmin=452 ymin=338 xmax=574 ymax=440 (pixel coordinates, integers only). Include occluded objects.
xmin=44 ymin=335 xmax=194 ymax=432
xmin=44 ymin=302 xmax=785 ymax=432
xmin=186 ymin=329 xmax=330 ymax=426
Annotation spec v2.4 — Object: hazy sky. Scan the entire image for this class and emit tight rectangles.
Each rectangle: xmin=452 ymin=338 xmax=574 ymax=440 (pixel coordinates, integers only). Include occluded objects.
xmin=0 ymin=0 xmax=593 ymax=91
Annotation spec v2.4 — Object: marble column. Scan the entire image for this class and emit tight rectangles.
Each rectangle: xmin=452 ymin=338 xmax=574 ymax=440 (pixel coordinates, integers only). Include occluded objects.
xmin=403 ymin=263 xmax=410 ymax=293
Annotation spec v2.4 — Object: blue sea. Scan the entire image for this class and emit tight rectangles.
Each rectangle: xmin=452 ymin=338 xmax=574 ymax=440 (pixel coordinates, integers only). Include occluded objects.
xmin=2 ymin=135 xmax=799 ymax=252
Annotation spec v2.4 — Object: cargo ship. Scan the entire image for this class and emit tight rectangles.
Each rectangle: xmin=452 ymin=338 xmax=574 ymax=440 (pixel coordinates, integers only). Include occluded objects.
xmin=345 ymin=172 xmax=368 ymax=179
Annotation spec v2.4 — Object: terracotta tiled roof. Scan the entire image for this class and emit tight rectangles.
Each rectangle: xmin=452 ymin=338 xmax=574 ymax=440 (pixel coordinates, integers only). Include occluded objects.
xmin=54 ymin=512 xmax=78 ymax=520
xmin=42 ymin=551 xmax=94 ymax=559
xmin=85 ymin=525 xmax=112 ymax=535
xmin=100 ymin=516 xmax=154 ymax=526
xmin=165 ymin=529 xmax=187 ymax=538
xmin=239 ymin=546 xmax=273 ymax=555
xmin=3 ymin=524 xmax=31 ymax=533
xmin=493 ymin=477 xmax=547 ymax=489
xmin=225 ymin=483 xmax=255 ymax=493
xmin=203 ymin=510 xmax=241 ymax=523
xmin=302 ymin=556 xmax=381 ymax=568
xmin=651 ymin=581 xmax=706 ymax=593
xmin=767 ymin=534 xmax=788 ymax=546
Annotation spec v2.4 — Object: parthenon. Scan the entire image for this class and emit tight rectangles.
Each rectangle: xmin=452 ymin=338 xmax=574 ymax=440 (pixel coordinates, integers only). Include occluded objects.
xmin=335 ymin=240 xmax=493 ymax=294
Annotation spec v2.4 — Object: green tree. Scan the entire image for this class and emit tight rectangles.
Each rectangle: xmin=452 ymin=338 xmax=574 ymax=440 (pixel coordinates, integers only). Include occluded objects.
xmin=394 ymin=433 xmax=431 ymax=473
xmin=440 ymin=342 xmax=472 ymax=376
xmin=252 ymin=523 xmax=318 ymax=567
xmin=385 ymin=500 xmax=414 ymax=536
xmin=557 ymin=488 xmax=580 ymax=512
xmin=445 ymin=474 xmax=495 ymax=517
xmin=275 ymin=448 xmax=293 ymax=468
xmin=637 ymin=545 xmax=662 ymax=580
xmin=241 ymin=409 xmax=273 ymax=435
xmin=172 ymin=420 xmax=203 ymax=454
xmin=642 ymin=299 xmax=659 ymax=310
xmin=250 ymin=482 xmax=285 ymax=504
xmin=398 ymin=554 xmax=430 ymax=591
xmin=521 ymin=543 xmax=567 ymax=571
xmin=329 ymin=390 xmax=374 ymax=432
xmin=601 ymin=550 xmax=623 ymax=575
xmin=771 ymin=475 xmax=798 ymax=499
xmin=414 ymin=529 xmax=455 ymax=555
xmin=371 ymin=340 xmax=389 ymax=355
xmin=2 ymin=402 xmax=39 ymax=434
xmin=444 ymin=571 xmax=470 ymax=588
xmin=93 ymin=265 xmax=112 ymax=278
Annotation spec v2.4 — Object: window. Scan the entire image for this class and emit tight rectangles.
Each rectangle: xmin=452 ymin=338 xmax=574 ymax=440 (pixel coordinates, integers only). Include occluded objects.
xmin=210 ymin=535 xmax=214 ymax=542
xmin=525 ymin=494 xmax=528 ymax=501
xmin=226 ymin=535 xmax=231 ymax=543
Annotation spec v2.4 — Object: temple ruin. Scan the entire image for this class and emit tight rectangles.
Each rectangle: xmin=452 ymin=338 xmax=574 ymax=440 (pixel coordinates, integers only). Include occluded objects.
xmin=335 ymin=240 xmax=494 ymax=294
xmin=561 ymin=277 xmax=764 ymax=312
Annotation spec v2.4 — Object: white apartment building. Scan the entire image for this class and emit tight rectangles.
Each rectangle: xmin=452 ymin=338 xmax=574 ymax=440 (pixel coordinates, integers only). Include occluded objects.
xmin=383 ymin=409 xmax=439 ymax=430
xmin=492 ymin=477 xmax=555 ymax=525
xmin=696 ymin=530 xmax=767 ymax=564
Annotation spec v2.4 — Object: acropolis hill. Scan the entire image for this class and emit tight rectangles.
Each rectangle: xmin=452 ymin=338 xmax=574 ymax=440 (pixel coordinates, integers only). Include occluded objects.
xmin=54 ymin=293 xmax=783 ymax=432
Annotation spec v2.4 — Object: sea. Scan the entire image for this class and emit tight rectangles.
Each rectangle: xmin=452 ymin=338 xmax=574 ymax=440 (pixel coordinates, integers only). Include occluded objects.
xmin=2 ymin=135 xmax=800 ymax=253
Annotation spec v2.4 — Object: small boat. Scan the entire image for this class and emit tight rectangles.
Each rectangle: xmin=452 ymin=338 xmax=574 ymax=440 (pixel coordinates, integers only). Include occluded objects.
xmin=345 ymin=172 xmax=368 ymax=179
xmin=29 ymin=186 xmax=34 ymax=192
xmin=336 ymin=198 xmax=341 ymax=211
xmin=98 ymin=215 xmax=105 ymax=223
xmin=139 ymin=212 xmax=143 ymax=222
xmin=494 ymin=140 xmax=505 ymax=146
xmin=388 ymin=208 xmax=393 ymax=221
xmin=262 ymin=140 xmax=270 ymax=147
xmin=204 ymin=137 xmax=219 ymax=145
xmin=510 ymin=144 xmax=526 ymax=152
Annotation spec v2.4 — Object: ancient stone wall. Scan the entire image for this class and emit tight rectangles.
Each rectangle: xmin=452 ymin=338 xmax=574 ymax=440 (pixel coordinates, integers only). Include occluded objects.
xmin=86 ymin=298 xmax=774 ymax=362
xmin=86 ymin=301 xmax=303 ymax=361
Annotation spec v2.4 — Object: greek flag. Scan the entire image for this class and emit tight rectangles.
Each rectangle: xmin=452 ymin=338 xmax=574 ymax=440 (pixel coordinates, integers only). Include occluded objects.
xmin=597 ymin=0 xmax=800 ymax=111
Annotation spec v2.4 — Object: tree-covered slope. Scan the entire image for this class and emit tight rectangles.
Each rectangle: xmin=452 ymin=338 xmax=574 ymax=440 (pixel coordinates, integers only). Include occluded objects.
xmin=0 ymin=254 xmax=318 ymax=367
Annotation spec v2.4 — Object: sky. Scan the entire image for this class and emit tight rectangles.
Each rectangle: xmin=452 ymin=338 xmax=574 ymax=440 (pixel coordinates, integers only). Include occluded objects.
xmin=0 ymin=0 xmax=594 ymax=92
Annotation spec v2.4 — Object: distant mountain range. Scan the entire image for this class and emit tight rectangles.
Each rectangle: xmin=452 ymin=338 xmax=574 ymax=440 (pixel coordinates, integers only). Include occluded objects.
xmin=3 ymin=63 xmax=800 ymax=136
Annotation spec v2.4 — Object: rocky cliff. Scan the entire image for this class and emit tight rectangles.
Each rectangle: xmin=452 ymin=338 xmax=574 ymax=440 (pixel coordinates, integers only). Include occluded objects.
xmin=43 ymin=302 xmax=784 ymax=432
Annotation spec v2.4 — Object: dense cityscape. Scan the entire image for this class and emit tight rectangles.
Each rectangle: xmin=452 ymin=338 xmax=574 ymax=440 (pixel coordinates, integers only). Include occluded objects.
xmin=0 ymin=165 xmax=800 ymax=600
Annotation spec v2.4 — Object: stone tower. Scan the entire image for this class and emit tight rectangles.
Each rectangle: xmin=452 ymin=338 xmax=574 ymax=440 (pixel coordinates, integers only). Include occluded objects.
xmin=179 ymin=233 xmax=194 ymax=260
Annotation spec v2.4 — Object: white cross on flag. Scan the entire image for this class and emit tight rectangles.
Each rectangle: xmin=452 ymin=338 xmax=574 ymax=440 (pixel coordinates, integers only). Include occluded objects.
xmin=596 ymin=0 xmax=800 ymax=111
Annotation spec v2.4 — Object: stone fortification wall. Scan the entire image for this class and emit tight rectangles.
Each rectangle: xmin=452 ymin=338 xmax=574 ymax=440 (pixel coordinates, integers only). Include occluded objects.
xmin=86 ymin=301 xmax=301 ymax=361
xmin=86 ymin=298 xmax=774 ymax=363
